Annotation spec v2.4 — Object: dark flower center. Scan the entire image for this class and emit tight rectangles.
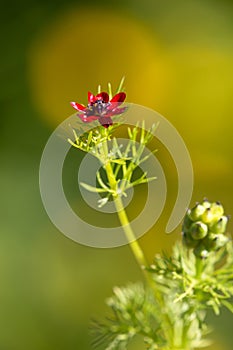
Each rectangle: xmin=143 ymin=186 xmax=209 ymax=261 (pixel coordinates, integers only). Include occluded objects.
xmin=87 ymin=99 xmax=111 ymax=117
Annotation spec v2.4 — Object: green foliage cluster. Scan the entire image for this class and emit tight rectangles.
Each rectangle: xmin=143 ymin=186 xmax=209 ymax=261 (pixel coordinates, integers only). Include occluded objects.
xmin=92 ymin=216 xmax=233 ymax=350
xmin=69 ymin=121 xmax=158 ymax=208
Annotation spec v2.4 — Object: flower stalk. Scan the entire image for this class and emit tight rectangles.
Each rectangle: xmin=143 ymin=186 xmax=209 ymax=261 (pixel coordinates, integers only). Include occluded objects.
xmin=114 ymin=195 xmax=148 ymax=268
xmin=69 ymin=81 xmax=233 ymax=350
xmin=101 ymin=135 xmax=149 ymax=275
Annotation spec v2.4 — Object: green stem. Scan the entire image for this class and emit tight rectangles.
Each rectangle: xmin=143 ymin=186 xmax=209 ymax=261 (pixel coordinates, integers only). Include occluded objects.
xmin=114 ymin=194 xmax=148 ymax=268
xmin=101 ymin=139 xmax=149 ymax=274
xmin=195 ymin=257 xmax=203 ymax=279
xmin=104 ymin=159 xmax=148 ymax=271
xmin=101 ymin=138 xmax=176 ymax=348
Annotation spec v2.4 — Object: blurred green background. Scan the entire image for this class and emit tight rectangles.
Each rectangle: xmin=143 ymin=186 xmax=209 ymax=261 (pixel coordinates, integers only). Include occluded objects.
xmin=1 ymin=0 xmax=233 ymax=349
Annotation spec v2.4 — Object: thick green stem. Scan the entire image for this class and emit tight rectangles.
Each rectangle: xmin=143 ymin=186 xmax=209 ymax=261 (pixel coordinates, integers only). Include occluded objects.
xmin=195 ymin=257 xmax=203 ymax=279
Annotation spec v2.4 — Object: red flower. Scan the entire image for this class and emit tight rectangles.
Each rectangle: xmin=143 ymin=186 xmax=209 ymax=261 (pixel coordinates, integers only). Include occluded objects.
xmin=70 ymin=91 xmax=126 ymax=128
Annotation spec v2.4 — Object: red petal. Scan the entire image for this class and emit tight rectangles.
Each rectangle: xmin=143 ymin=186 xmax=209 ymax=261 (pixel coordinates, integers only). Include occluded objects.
xmin=88 ymin=91 xmax=95 ymax=103
xmin=85 ymin=115 xmax=99 ymax=122
xmin=107 ymin=106 xmax=127 ymax=116
xmin=78 ymin=114 xmax=99 ymax=123
xmin=96 ymin=92 xmax=109 ymax=102
xmin=110 ymin=92 xmax=126 ymax=103
xmin=70 ymin=102 xmax=86 ymax=111
xmin=78 ymin=114 xmax=88 ymax=122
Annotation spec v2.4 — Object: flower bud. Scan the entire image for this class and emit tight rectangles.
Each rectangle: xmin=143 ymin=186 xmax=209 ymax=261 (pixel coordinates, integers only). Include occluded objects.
xmin=201 ymin=199 xmax=211 ymax=209
xmin=190 ymin=222 xmax=208 ymax=240
xmin=213 ymin=233 xmax=229 ymax=249
xmin=182 ymin=200 xmax=229 ymax=257
xmin=202 ymin=208 xmax=214 ymax=224
xmin=204 ymin=233 xmax=229 ymax=250
xmin=210 ymin=216 xmax=228 ymax=234
xmin=189 ymin=204 xmax=205 ymax=221
xmin=210 ymin=202 xmax=224 ymax=220
xmin=203 ymin=233 xmax=218 ymax=250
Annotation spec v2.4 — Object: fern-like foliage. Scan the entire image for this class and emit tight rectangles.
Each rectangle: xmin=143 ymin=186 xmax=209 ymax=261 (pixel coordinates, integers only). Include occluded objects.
xmin=92 ymin=283 xmax=166 ymax=350
xmin=149 ymin=241 xmax=233 ymax=315
xmin=92 ymin=240 xmax=233 ymax=350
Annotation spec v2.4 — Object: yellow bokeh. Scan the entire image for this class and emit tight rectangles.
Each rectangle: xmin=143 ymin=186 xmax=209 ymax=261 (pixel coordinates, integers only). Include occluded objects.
xmin=29 ymin=7 xmax=171 ymax=126
xmin=28 ymin=7 xmax=233 ymax=179
xmin=166 ymin=45 xmax=233 ymax=139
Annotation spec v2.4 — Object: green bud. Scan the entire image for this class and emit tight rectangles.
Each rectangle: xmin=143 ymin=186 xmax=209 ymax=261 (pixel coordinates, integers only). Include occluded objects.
xmin=202 ymin=208 xmax=214 ymax=224
xmin=182 ymin=200 xmax=229 ymax=255
xmin=189 ymin=204 xmax=205 ymax=221
xmin=210 ymin=201 xmax=224 ymax=220
xmin=201 ymin=199 xmax=211 ymax=209
xmin=210 ymin=216 xmax=228 ymax=234
xmin=203 ymin=233 xmax=218 ymax=250
xmin=214 ymin=234 xmax=229 ymax=249
xmin=190 ymin=222 xmax=208 ymax=240
xmin=204 ymin=233 xmax=229 ymax=250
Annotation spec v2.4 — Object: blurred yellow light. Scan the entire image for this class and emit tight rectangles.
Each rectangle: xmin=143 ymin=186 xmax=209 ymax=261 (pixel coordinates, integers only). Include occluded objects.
xmin=166 ymin=46 xmax=233 ymax=133
xmin=28 ymin=7 xmax=170 ymax=126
